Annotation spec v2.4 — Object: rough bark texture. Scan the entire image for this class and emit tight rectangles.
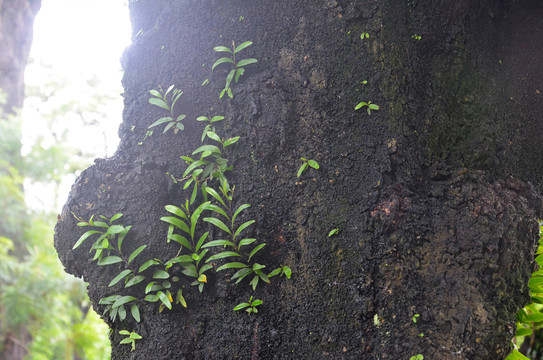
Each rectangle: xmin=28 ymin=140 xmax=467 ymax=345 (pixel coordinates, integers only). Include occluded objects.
xmin=55 ymin=1 xmax=543 ymax=359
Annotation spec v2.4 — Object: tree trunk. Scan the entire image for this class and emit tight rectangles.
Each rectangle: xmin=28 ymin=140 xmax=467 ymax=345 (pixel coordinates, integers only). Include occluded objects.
xmin=55 ymin=1 xmax=543 ymax=359
xmin=0 ymin=0 xmax=41 ymax=112
xmin=0 ymin=1 xmax=40 ymax=359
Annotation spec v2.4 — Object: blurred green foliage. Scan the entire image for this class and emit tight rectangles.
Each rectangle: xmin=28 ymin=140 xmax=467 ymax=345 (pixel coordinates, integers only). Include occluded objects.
xmin=0 ymin=96 xmax=111 ymax=358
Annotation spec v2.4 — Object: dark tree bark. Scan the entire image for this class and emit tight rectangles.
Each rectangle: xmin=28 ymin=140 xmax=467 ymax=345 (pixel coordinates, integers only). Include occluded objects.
xmin=55 ymin=1 xmax=543 ymax=359
xmin=0 ymin=1 xmax=40 ymax=359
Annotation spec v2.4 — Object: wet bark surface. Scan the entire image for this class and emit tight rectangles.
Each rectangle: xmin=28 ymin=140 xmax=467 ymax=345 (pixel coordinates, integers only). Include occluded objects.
xmin=55 ymin=1 xmax=543 ymax=359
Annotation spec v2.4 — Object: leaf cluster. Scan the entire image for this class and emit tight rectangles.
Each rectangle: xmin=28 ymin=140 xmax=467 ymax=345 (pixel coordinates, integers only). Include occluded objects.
xmin=148 ymin=85 xmax=186 ymax=134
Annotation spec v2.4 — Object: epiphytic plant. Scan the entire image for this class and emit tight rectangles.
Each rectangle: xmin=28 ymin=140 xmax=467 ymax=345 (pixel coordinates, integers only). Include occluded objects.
xmin=212 ymin=41 xmax=258 ymax=98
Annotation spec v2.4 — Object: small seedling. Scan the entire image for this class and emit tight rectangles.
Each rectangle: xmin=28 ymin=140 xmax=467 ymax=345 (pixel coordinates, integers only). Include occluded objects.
xmin=212 ymin=41 xmax=258 ymax=99
xmin=409 ymin=355 xmax=423 ymax=360
xmin=411 ymin=34 xmax=422 ymax=41
xmin=361 ymin=32 xmax=369 ymax=40
xmin=328 ymin=228 xmax=339 ymax=237
xmin=418 ymin=333 xmax=424 ymax=338
xmin=297 ymin=158 xmax=319 ymax=178
xmin=234 ymin=295 xmax=263 ymax=314
xmin=268 ymin=265 xmax=292 ymax=279
xmin=355 ymin=101 xmax=379 ymax=115
xmin=119 ymin=330 xmax=142 ymax=352
xmin=412 ymin=313 xmax=420 ymax=323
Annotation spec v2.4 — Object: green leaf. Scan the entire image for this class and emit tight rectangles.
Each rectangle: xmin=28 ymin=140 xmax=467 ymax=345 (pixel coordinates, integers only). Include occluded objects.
xmin=153 ymin=270 xmax=170 ymax=279
xmin=203 ymin=217 xmax=232 ymax=234
xmin=212 ymin=57 xmax=234 ymax=71
xmin=205 ymin=187 xmax=226 ymax=207
xmin=238 ymin=238 xmax=257 ymax=248
xmin=234 ymin=41 xmax=253 ymax=54
xmin=205 ymin=203 xmax=229 ymax=219
xmin=257 ymin=270 xmax=270 ymax=283
xmin=160 ymin=216 xmax=189 ymax=233
xmin=149 ymin=89 xmax=161 ymax=97
xmin=297 ymin=162 xmax=308 ymax=178
xmin=206 ymin=131 xmax=222 ymax=143
xmin=268 ymin=268 xmax=281 ymax=278
xmin=231 ymin=267 xmax=253 ymax=282
xmin=165 ymin=85 xmax=175 ymax=95
xmin=97 ymin=256 xmax=123 ymax=266
xmin=117 ymin=225 xmax=131 ymax=251
xmin=234 ymin=68 xmax=245 ymax=83
xmin=201 ymin=239 xmax=236 ymax=248
xmin=158 ymin=291 xmax=172 ymax=309
xmin=252 ymin=299 xmax=263 ymax=306
xmin=110 ymin=213 xmax=123 ymax=223
xmin=168 ymin=234 xmax=192 ymax=250
xmin=505 ymin=349 xmax=531 ymax=360
xmin=73 ymin=230 xmax=102 ymax=249
xmin=189 ymin=201 xmax=210 ymax=239
xmin=250 ymin=275 xmax=259 ymax=290
xmin=282 ymin=265 xmax=292 ymax=279
xmin=368 ymin=103 xmax=379 ymax=110
xmin=148 ymin=117 xmax=173 ymax=129
xmin=515 ymin=327 xmax=532 ymax=337
xmin=217 ymin=262 xmax=249 ymax=271
xmin=148 ymin=97 xmax=170 ymax=111
xmin=213 ymin=46 xmax=232 ymax=53
xmin=355 ymin=102 xmax=368 ymax=110
xmin=234 ymin=220 xmax=255 ymax=239
xmin=328 ymin=228 xmax=339 ymax=237
xmin=119 ymin=338 xmax=132 ymax=345
xmin=139 ymin=259 xmax=159 ymax=273
xmin=199 ymin=263 xmax=213 ymax=275
xmin=125 ymin=275 xmax=145 ymax=288
xmin=206 ymin=251 xmax=241 ymax=262
xmin=190 ymin=183 xmax=198 ymax=205
xmin=119 ymin=330 xmax=131 ymax=336
xmin=130 ymin=332 xmax=142 ymax=340
xmin=99 ymin=295 xmax=121 ymax=305
xmin=234 ymin=302 xmax=250 ymax=311
xmin=176 ymin=289 xmax=187 ymax=308
xmin=225 ymin=69 xmax=235 ymax=89
xmin=131 ymin=304 xmax=141 ymax=322
xmin=249 ymin=243 xmax=266 ymax=261
xmin=106 ymin=225 xmax=125 ymax=235
xmin=237 ymin=58 xmax=258 ymax=67
xmin=210 ymin=116 xmax=224 ymax=123
xmin=195 ymin=231 xmax=209 ymax=252
xmin=307 ymin=160 xmax=319 ymax=169
xmin=181 ymin=264 xmax=198 ymax=278
xmin=112 ymin=296 xmax=137 ymax=309
xmin=192 ymin=144 xmax=221 ymax=156
xmin=232 ymin=204 xmax=251 ymax=223
xmin=144 ymin=294 xmax=159 ymax=302
xmin=526 ymin=312 xmax=543 ymax=322
xmin=108 ymin=270 xmax=133 ymax=287
xmin=223 ymin=136 xmax=240 ymax=147
xmin=128 ymin=245 xmax=147 ymax=264
xmin=183 ymin=159 xmax=209 ymax=178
